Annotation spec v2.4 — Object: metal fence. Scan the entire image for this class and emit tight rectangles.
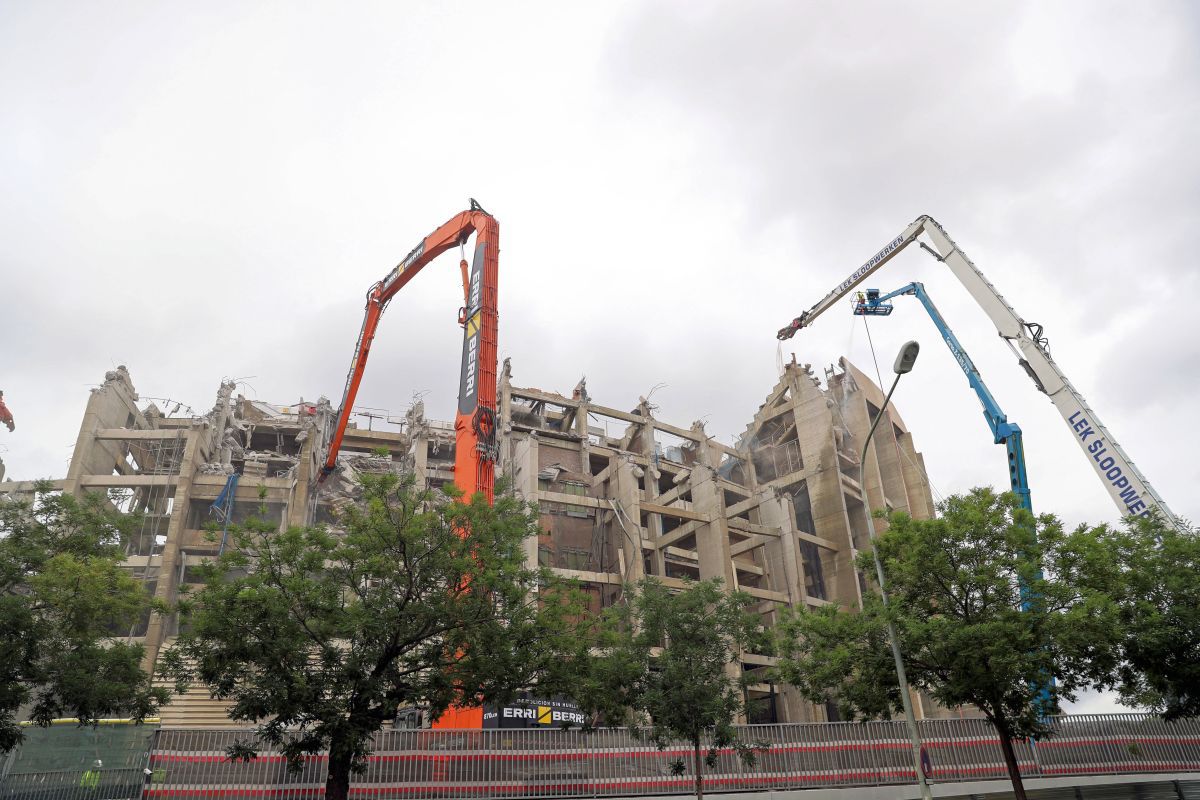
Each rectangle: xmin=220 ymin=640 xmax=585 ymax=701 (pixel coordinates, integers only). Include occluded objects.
xmin=4 ymin=714 xmax=1199 ymax=799
xmin=0 ymin=768 xmax=146 ymax=800
xmin=0 ymin=720 xmax=158 ymax=800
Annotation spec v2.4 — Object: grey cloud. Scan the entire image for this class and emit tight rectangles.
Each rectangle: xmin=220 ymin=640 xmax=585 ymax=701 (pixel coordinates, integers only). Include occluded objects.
xmin=607 ymin=1 xmax=1200 ymax=314
xmin=598 ymin=0 xmax=1200 ymax=530
xmin=3 ymin=0 xmax=1196 ymax=529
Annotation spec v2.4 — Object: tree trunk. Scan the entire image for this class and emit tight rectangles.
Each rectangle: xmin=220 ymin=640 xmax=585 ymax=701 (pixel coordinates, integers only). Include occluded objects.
xmin=692 ymin=733 xmax=704 ymax=800
xmin=993 ymin=722 xmax=1028 ymax=800
xmin=326 ymin=735 xmax=353 ymax=800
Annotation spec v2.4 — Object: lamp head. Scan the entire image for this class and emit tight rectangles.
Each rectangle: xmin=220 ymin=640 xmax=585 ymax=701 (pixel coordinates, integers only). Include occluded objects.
xmin=893 ymin=340 xmax=920 ymax=375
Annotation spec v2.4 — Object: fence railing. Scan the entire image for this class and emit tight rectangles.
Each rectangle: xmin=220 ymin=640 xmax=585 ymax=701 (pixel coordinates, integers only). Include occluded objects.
xmin=0 ymin=768 xmax=146 ymax=800
xmin=4 ymin=714 xmax=1199 ymax=799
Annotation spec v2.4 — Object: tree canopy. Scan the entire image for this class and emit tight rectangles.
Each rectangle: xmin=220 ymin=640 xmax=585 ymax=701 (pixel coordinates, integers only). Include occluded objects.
xmin=0 ymin=485 xmax=167 ymax=753
xmin=1099 ymin=515 xmax=1200 ymax=719
xmin=160 ymin=475 xmax=603 ymax=800
xmin=776 ymin=488 xmax=1122 ymax=800
xmin=594 ymin=577 xmax=768 ymax=800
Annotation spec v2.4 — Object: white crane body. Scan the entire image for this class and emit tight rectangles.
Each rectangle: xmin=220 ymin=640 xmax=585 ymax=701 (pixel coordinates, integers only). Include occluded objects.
xmin=778 ymin=216 xmax=1178 ymax=527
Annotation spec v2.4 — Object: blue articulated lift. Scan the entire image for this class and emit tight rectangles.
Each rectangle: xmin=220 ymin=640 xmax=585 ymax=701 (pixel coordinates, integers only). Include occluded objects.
xmin=779 ymin=215 xmax=1178 ymax=528
xmin=854 ymin=282 xmax=1050 ymax=709
xmin=853 ymin=283 xmax=1032 ymax=516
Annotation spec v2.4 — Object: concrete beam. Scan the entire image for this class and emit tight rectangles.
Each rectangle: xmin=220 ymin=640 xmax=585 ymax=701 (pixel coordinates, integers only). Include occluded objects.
xmin=584 ymin=404 xmax=743 ymax=457
xmin=727 ymin=517 xmax=780 ymax=537
xmin=94 ymin=429 xmax=188 ymax=441
xmin=731 ymin=559 xmax=765 ymax=576
xmin=589 ymin=460 xmax=618 ymax=488
xmin=741 ymin=652 xmax=777 ymax=667
xmin=839 ymin=472 xmax=864 ymax=500
xmin=551 ymin=568 xmax=622 ymax=585
xmin=121 ymin=555 xmax=163 ymax=569
xmin=80 ymin=475 xmax=179 ymax=488
xmin=764 ymin=468 xmax=811 ymax=492
xmin=652 ymin=482 xmax=687 ymax=508
xmin=0 ymin=479 xmax=67 ymax=493
xmin=588 ymin=446 xmax=649 ymax=467
xmin=797 ymin=530 xmax=839 ymax=550
xmin=191 ymin=474 xmax=293 ymax=490
xmin=730 ymin=534 xmax=771 ymax=556
xmin=759 ymin=397 xmax=800 ymax=423
xmin=717 ymin=478 xmax=753 ymax=497
xmin=641 ymin=501 xmax=707 ymax=523
xmin=510 ymin=387 xmax=580 ymax=409
xmin=652 ymin=520 xmax=702 ymax=550
xmin=510 ymin=426 xmax=583 ymax=443
xmin=741 ymin=586 xmax=789 ymax=603
xmin=537 ymin=490 xmax=604 ymax=509
xmin=726 ymin=495 xmax=767 ymax=518
xmin=653 ymin=575 xmax=692 ymax=590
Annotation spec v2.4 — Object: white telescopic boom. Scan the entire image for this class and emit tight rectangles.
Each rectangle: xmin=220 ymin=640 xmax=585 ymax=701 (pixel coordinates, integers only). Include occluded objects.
xmin=779 ymin=215 xmax=1180 ymax=529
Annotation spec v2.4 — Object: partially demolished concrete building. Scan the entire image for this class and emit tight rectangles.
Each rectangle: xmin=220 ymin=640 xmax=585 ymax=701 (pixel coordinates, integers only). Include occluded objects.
xmin=0 ymin=357 xmax=937 ymax=726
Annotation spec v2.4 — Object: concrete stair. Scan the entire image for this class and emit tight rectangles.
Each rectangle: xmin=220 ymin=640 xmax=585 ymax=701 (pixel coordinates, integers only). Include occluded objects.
xmin=155 ymin=681 xmax=243 ymax=727
xmin=154 ymin=642 xmax=245 ymax=728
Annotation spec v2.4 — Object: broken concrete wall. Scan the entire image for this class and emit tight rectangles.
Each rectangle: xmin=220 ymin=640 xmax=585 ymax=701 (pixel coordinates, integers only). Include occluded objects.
xmin=4 ymin=355 xmax=939 ymax=727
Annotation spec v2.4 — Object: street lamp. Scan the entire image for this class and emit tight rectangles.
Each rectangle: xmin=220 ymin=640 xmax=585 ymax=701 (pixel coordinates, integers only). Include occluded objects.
xmin=857 ymin=340 xmax=933 ymax=800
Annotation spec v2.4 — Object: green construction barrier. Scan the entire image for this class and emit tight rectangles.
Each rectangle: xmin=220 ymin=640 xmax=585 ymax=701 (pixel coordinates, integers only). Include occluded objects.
xmin=2 ymin=720 xmax=157 ymax=775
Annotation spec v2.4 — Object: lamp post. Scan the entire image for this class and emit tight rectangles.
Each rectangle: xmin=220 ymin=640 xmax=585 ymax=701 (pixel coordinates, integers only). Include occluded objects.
xmin=857 ymin=340 xmax=933 ymax=800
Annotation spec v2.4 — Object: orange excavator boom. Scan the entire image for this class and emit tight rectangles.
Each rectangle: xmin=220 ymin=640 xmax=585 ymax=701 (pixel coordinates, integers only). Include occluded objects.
xmin=319 ymin=199 xmax=499 ymax=506
xmin=0 ymin=390 xmax=13 ymax=433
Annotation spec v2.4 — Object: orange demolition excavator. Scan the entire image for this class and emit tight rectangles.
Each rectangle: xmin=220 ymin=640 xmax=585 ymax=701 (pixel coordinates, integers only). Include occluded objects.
xmin=318 ymin=200 xmax=499 ymax=729
xmin=0 ymin=390 xmax=14 ymax=432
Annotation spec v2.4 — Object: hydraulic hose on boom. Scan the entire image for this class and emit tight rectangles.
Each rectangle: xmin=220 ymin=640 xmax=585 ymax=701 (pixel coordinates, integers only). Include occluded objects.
xmin=320 ymin=199 xmax=499 ymax=507
xmin=777 ymin=216 xmax=1180 ymax=529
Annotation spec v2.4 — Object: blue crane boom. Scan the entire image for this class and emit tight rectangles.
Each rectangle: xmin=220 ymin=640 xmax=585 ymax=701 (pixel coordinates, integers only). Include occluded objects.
xmin=854 ymin=283 xmax=1032 ymax=514
xmin=857 ymin=283 xmax=1052 ymax=710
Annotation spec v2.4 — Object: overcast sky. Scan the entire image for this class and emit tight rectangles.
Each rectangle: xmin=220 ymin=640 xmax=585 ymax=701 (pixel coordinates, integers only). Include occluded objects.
xmin=2 ymin=2 xmax=1197 ymax=711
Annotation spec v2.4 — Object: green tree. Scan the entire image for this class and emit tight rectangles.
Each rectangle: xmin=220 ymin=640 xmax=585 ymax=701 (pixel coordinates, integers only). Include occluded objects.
xmin=1102 ymin=515 xmax=1200 ymax=719
xmin=0 ymin=484 xmax=168 ymax=753
xmin=160 ymin=475 xmax=601 ymax=800
xmin=775 ymin=489 xmax=1122 ymax=800
xmin=595 ymin=578 xmax=768 ymax=800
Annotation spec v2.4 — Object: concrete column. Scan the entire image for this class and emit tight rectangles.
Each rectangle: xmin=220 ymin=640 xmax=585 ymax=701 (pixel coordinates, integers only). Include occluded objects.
xmin=510 ymin=433 xmax=539 ymax=570
xmin=870 ymin=411 xmax=913 ymax=516
xmin=204 ymin=381 xmax=236 ymax=466
xmin=758 ymin=490 xmax=801 ymax=604
xmin=897 ymin=432 xmax=936 ymax=519
xmin=691 ymin=463 xmax=734 ymax=586
xmin=140 ymin=424 xmax=202 ymax=671
xmin=288 ymin=427 xmax=315 ymax=528
xmin=409 ymin=413 xmax=429 ymax=488
xmin=63 ymin=370 xmax=145 ymax=497
xmin=573 ymin=396 xmax=589 ymax=439
xmin=498 ymin=358 xmax=513 ymax=425
xmin=637 ymin=423 xmax=667 ymax=578
xmin=611 ymin=458 xmax=645 ymax=584
xmin=776 ymin=684 xmax=819 ymax=723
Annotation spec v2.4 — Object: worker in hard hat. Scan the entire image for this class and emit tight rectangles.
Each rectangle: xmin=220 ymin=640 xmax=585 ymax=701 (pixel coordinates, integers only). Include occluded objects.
xmin=80 ymin=759 xmax=102 ymax=790
xmin=0 ymin=391 xmax=13 ymax=432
